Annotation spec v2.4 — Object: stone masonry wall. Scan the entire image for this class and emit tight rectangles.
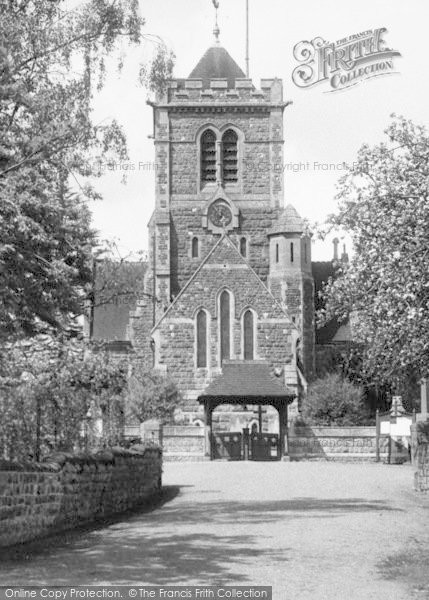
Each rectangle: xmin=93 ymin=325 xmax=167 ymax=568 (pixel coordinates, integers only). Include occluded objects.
xmin=169 ymin=111 xmax=273 ymax=196
xmin=412 ymin=421 xmax=429 ymax=491
xmin=170 ymin=204 xmax=277 ymax=294
xmin=154 ymin=236 xmax=295 ymax=414
xmin=166 ymin=106 xmax=281 ymax=294
xmin=289 ymin=426 xmax=389 ymax=462
xmin=160 ymin=425 xmax=390 ymax=463
xmin=163 ymin=426 xmax=206 ymax=462
xmin=0 ymin=446 xmax=161 ymax=548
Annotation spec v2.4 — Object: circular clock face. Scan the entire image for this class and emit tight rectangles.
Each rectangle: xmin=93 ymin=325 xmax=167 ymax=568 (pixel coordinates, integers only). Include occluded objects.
xmin=208 ymin=200 xmax=233 ymax=228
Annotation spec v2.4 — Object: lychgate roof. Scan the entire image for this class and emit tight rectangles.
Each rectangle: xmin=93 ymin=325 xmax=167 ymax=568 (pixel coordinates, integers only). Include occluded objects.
xmin=200 ymin=360 xmax=295 ymax=399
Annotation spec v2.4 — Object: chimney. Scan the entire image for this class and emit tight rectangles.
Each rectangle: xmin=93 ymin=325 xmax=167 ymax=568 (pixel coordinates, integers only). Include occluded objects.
xmin=341 ymin=243 xmax=349 ymax=263
xmin=332 ymin=238 xmax=339 ymax=261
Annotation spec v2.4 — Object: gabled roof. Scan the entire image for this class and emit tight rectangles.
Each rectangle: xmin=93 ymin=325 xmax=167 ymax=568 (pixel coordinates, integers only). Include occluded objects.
xmin=189 ymin=45 xmax=246 ymax=88
xmin=199 ymin=360 xmax=295 ymax=398
xmin=151 ymin=233 xmax=297 ymax=334
xmin=268 ymin=204 xmax=305 ymax=236
xmin=92 ymin=261 xmax=147 ymax=341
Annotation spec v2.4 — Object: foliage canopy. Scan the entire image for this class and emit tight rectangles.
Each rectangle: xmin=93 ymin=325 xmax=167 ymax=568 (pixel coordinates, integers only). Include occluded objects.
xmin=321 ymin=116 xmax=429 ymax=391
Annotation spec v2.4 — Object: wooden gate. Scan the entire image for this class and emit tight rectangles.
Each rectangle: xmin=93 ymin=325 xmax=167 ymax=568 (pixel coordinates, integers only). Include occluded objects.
xmin=250 ymin=433 xmax=280 ymax=461
xmin=211 ymin=432 xmax=243 ymax=460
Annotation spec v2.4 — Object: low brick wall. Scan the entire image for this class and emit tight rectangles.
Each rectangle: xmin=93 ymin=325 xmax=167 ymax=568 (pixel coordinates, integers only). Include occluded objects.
xmin=0 ymin=446 xmax=162 ymax=548
xmin=163 ymin=426 xmax=206 ymax=461
xmin=412 ymin=421 xmax=429 ymax=491
xmin=288 ymin=426 xmax=390 ymax=461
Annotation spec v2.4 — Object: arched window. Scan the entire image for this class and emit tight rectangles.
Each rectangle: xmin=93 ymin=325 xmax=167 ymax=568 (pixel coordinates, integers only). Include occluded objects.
xmin=196 ymin=310 xmax=208 ymax=368
xmin=222 ymin=129 xmax=238 ymax=183
xmin=240 ymin=237 xmax=247 ymax=257
xmin=275 ymin=243 xmax=279 ymax=263
xmin=192 ymin=237 xmax=199 ymax=258
xmin=220 ymin=290 xmax=231 ymax=363
xmin=290 ymin=242 xmax=294 ymax=263
xmin=201 ymin=130 xmax=217 ymax=183
xmin=304 ymin=242 xmax=307 ymax=264
xmin=243 ymin=309 xmax=254 ymax=360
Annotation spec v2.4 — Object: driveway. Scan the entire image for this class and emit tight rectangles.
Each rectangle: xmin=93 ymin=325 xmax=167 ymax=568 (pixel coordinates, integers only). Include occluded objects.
xmin=0 ymin=461 xmax=428 ymax=599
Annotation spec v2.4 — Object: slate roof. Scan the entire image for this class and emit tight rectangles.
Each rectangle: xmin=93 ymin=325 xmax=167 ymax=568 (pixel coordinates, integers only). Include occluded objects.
xmin=189 ymin=45 xmax=246 ymax=88
xmin=268 ymin=204 xmax=305 ymax=235
xmin=92 ymin=260 xmax=147 ymax=341
xmin=200 ymin=360 xmax=295 ymax=398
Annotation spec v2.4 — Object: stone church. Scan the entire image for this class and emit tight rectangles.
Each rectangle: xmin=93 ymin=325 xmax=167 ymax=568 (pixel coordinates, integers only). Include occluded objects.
xmin=90 ymin=40 xmax=318 ymax=459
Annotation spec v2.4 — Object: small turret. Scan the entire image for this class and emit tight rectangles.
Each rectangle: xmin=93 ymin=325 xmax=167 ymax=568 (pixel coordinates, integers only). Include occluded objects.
xmin=268 ymin=204 xmax=312 ymax=277
xmin=267 ymin=204 xmax=314 ymax=380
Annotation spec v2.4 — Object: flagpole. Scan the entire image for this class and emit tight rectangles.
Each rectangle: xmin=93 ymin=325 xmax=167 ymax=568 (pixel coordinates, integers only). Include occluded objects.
xmin=245 ymin=0 xmax=250 ymax=77
xmin=212 ymin=0 xmax=220 ymax=44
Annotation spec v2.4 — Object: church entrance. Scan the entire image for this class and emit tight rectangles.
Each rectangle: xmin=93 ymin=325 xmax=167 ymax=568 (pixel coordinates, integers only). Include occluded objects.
xmin=197 ymin=361 xmax=295 ymax=461
xmin=209 ymin=402 xmax=281 ymax=460
xmin=211 ymin=429 xmax=281 ymax=461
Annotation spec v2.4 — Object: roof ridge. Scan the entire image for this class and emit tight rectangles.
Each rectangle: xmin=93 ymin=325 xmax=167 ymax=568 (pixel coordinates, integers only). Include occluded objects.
xmin=151 ymin=233 xmax=228 ymax=333
xmin=151 ymin=233 xmax=299 ymax=335
xmin=220 ymin=235 xmax=299 ymax=332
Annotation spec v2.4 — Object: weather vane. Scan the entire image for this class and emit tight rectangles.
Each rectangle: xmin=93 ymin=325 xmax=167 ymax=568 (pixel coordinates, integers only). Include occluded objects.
xmin=212 ymin=0 xmax=220 ymax=44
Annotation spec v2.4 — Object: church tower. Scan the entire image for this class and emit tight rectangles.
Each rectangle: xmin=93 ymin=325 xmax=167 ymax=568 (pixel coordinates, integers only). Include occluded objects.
xmin=129 ymin=33 xmax=315 ymax=425
xmin=148 ymin=42 xmax=287 ymax=303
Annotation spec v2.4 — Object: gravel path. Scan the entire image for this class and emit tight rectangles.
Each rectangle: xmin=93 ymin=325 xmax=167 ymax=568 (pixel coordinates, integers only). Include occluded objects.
xmin=1 ymin=462 xmax=428 ymax=599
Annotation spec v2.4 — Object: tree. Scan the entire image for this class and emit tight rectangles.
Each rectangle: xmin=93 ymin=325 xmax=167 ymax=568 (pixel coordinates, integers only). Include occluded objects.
xmin=92 ymin=244 xmax=148 ymax=309
xmin=300 ymin=373 xmax=368 ymax=426
xmin=320 ymin=116 xmax=429 ymax=394
xmin=0 ymin=185 xmax=96 ymax=336
xmin=127 ymin=370 xmax=180 ymax=424
xmin=0 ymin=0 xmax=174 ymax=338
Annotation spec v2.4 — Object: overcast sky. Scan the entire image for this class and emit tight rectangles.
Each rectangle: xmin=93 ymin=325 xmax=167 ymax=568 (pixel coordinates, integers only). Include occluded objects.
xmin=88 ymin=0 xmax=429 ymax=260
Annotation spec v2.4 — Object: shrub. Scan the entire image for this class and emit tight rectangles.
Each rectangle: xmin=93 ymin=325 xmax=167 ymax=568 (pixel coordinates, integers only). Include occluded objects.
xmin=300 ymin=372 xmax=369 ymax=426
xmin=0 ymin=337 xmax=128 ymax=461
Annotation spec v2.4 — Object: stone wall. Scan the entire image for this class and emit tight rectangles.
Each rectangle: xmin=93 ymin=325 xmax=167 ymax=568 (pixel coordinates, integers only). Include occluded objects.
xmin=160 ymin=424 xmax=392 ymax=462
xmin=0 ymin=446 xmax=162 ymax=548
xmin=163 ymin=426 xmax=206 ymax=461
xmin=169 ymin=204 xmax=277 ymax=293
xmin=288 ymin=426 xmax=390 ymax=461
xmin=153 ymin=236 xmax=295 ymax=412
xmin=412 ymin=421 xmax=429 ymax=491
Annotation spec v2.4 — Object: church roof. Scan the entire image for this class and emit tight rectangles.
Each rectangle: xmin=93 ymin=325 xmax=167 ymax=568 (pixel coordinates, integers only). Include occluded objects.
xmin=189 ymin=45 xmax=246 ymax=87
xmin=199 ymin=360 xmax=295 ymax=399
xmin=91 ymin=260 xmax=147 ymax=341
xmin=268 ymin=204 xmax=305 ymax=236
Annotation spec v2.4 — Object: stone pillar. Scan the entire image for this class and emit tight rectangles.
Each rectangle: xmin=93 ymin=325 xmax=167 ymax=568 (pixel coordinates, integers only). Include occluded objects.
xmin=203 ymin=402 xmax=212 ymax=459
xmin=278 ymin=402 xmax=290 ymax=461
xmin=420 ymin=379 xmax=429 ymax=420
